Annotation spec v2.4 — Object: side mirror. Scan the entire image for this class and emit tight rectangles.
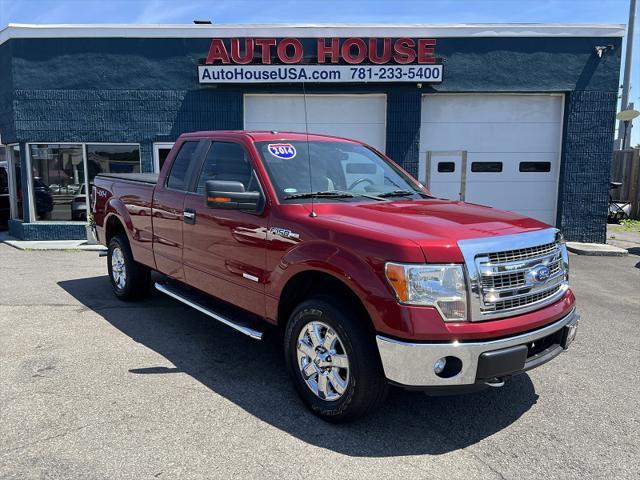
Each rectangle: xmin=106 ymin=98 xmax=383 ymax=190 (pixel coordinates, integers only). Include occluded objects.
xmin=205 ymin=180 xmax=261 ymax=211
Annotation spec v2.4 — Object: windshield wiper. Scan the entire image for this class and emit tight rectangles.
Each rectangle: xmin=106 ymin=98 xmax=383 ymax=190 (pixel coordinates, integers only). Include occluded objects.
xmin=377 ymin=190 xmax=416 ymax=198
xmin=283 ymin=190 xmax=386 ymax=201
xmin=283 ymin=191 xmax=355 ymax=200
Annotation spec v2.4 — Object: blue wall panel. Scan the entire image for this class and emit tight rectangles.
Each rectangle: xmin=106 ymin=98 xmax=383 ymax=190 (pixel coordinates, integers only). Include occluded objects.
xmin=0 ymin=35 xmax=623 ymax=241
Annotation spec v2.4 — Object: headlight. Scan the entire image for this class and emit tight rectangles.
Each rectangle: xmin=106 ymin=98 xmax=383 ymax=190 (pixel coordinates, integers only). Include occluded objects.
xmin=385 ymin=263 xmax=468 ymax=321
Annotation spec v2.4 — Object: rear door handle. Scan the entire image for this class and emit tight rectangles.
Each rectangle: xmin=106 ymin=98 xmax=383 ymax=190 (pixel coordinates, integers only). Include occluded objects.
xmin=183 ymin=208 xmax=196 ymax=225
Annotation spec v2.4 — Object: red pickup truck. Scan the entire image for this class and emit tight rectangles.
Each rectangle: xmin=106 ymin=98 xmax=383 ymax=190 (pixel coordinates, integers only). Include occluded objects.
xmin=92 ymin=130 xmax=579 ymax=422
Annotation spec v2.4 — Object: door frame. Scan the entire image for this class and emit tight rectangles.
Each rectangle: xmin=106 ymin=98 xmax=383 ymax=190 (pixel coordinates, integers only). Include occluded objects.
xmin=153 ymin=142 xmax=175 ymax=174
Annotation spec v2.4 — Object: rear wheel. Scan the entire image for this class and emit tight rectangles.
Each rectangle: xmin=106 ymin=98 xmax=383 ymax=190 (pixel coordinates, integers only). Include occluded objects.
xmin=284 ymin=296 xmax=388 ymax=422
xmin=107 ymin=234 xmax=150 ymax=301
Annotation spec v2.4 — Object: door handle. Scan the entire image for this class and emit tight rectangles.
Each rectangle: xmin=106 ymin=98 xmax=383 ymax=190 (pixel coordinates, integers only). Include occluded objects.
xmin=183 ymin=208 xmax=196 ymax=225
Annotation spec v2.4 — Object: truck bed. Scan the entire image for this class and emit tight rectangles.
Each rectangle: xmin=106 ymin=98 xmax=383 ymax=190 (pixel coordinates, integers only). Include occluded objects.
xmin=95 ymin=173 xmax=158 ymax=184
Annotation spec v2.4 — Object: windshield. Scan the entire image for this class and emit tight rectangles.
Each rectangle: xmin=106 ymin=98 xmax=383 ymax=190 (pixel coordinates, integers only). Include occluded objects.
xmin=256 ymin=140 xmax=429 ymax=202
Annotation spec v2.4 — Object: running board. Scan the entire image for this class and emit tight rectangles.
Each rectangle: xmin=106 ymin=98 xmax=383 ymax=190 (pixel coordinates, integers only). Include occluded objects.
xmin=154 ymin=282 xmax=264 ymax=340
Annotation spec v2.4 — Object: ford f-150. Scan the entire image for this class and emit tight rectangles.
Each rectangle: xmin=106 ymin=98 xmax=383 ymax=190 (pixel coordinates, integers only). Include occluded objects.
xmin=92 ymin=130 xmax=579 ymax=422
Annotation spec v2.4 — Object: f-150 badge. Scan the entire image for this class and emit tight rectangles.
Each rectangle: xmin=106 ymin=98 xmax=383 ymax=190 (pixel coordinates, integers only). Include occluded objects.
xmin=269 ymin=227 xmax=300 ymax=240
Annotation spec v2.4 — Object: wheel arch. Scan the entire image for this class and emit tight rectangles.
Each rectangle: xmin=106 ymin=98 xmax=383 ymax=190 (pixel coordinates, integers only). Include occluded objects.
xmin=277 ymin=269 xmax=377 ymax=339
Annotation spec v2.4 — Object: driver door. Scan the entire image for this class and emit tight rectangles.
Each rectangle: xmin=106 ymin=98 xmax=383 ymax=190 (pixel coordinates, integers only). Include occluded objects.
xmin=182 ymin=141 xmax=268 ymax=318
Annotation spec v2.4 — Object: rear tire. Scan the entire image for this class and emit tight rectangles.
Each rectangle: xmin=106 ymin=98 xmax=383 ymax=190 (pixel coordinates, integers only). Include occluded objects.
xmin=107 ymin=234 xmax=150 ymax=301
xmin=284 ymin=295 xmax=388 ymax=423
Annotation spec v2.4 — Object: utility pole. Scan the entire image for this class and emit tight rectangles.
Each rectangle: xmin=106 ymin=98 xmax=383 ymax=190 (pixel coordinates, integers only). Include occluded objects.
xmin=618 ymin=0 xmax=637 ymax=149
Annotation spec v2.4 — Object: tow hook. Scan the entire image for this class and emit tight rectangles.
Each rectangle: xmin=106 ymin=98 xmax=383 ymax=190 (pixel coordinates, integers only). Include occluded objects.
xmin=485 ymin=377 xmax=506 ymax=388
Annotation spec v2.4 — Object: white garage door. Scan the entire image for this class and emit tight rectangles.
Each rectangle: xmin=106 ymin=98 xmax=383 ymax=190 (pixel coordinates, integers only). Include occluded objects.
xmin=244 ymin=94 xmax=387 ymax=152
xmin=419 ymin=94 xmax=563 ymax=225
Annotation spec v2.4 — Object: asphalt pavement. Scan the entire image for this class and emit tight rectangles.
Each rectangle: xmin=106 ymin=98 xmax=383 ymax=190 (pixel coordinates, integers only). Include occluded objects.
xmin=0 ymin=242 xmax=638 ymax=479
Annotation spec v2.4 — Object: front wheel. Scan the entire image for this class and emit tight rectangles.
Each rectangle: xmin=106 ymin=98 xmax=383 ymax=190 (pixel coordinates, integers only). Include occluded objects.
xmin=284 ymin=296 xmax=388 ymax=422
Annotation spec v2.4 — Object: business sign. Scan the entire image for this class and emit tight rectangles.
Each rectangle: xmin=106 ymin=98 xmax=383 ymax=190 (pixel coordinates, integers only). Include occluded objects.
xmin=198 ymin=37 xmax=443 ymax=84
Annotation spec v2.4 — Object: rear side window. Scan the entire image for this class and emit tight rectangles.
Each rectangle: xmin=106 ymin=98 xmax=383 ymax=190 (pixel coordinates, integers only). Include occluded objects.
xmin=167 ymin=141 xmax=199 ymax=190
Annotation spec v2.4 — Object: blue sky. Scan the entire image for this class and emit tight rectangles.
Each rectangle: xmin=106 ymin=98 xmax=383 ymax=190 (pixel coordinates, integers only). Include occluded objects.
xmin=0 ymin=0 xmax=638 ymax=144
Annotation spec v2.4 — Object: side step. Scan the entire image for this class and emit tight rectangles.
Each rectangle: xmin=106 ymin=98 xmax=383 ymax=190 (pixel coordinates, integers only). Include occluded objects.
xmin=154 ymin=281 xmax=264 ymax=340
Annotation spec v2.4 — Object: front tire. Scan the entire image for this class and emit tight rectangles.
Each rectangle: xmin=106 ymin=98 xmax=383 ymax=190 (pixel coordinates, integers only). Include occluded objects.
xmin=107 ymin=234 xmax=150 ymax=301
xmin=284 ymin=296 xmax=388 ymax=422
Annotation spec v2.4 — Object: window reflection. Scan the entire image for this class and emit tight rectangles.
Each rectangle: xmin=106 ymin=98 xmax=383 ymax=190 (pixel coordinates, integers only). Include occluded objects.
xmin=29 ymin=144 xmax=82 ymax=221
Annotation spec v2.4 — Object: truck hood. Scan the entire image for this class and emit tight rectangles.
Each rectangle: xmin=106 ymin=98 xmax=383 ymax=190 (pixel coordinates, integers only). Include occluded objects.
xmin=311 ymin=198 xmax=551 ymax=262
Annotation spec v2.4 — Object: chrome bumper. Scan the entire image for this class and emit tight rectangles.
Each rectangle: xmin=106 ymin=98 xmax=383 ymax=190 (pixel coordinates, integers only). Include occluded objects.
xmin=376 ymin=308 xmax=579 ymax=387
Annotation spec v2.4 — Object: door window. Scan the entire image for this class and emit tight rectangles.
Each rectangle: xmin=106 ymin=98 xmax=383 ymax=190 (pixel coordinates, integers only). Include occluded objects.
xmin=195 ymin=142 xmax=256 ymax=194
xmin=167 ymin=141 xmax=199 ymax=191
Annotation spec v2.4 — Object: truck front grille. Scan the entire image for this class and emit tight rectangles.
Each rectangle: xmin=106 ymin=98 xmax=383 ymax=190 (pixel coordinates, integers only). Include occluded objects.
xmin=458 ymin=229 xmax=570 ymax=322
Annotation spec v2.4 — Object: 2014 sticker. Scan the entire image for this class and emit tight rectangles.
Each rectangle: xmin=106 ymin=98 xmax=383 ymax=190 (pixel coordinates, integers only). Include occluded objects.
xmin=268 ymin=143 xmax=296 ymax=159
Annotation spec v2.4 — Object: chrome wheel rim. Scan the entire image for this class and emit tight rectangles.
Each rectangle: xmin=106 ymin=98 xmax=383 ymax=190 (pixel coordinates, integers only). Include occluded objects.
xmin=111 ymin=247 xmax=127 ymax=290
xmin=296 ymin=321 xmax=350 ymax=401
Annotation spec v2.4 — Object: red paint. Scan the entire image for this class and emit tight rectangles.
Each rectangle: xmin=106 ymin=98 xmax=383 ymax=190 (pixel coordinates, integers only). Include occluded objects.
xmin=93 ymin=130 xmax=574 ymax=342
xmin=205 ymin=38 xmax=230 ymax=64
xmin=317 ymin=38 xmax=340 ymax=64
xmin=254 ymin=38 xmax=277 ymax=64
xmin=393 ymin=38 xmax=417 ymax=64
xmin=204 ymin=37 xmax=438 ymax=65
xmin=341 ymin=38 xmax=368 ymax=64
xmin=276 ymin=38 xmax=303 ymax=64
xmin=369 ymin=38 xmax=392 ymax=64
xmin=417 ymin=39 xmax=436 ymax=64
xmin=230 ymin=38 xmax=254 ymax=64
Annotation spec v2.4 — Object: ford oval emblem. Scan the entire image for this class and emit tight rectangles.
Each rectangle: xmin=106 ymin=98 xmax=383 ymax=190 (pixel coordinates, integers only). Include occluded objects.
xmin=530 ymin=265 xmax=551 ymax=283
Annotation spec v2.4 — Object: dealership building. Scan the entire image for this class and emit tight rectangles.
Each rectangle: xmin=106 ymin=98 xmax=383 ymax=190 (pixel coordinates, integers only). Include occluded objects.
xmin=0 ymin=23 xmax=624 ymax=242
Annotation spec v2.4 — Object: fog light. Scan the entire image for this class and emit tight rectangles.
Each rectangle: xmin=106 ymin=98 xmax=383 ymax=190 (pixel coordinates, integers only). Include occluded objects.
xmin=434 ymin=357 xmax=447 ymax=374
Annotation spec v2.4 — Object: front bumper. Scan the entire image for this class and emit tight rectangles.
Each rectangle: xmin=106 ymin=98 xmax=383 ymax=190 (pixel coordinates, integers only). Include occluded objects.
xmin=376 ymin=307 xmax=579 ymax=388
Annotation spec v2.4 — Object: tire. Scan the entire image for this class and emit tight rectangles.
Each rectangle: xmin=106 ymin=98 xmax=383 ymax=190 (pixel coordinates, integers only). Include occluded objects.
xmin=107 ymin=234 xmax=150 ymax=301
xmin=284 ymin=295 xmax=388 ymax=423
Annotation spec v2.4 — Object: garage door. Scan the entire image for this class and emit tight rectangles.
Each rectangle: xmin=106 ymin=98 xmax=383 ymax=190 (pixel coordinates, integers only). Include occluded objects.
xmin=244 ymin=94 xmax=387 ymax=152
xmin=419 ymin=94 xmax=563 ymax=225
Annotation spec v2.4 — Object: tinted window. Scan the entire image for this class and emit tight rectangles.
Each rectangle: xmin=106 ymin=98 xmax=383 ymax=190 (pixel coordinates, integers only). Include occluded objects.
xmin=519 ymin=162 xmax=551 ymax=173
xmin=438 ymin=162 xmax=455 ymax=173
xmin=471 ymin=162 xmax=503 ymax=173
xmin=167 ymin=141 xmax=199 ymax=190
xmin=196 ymin=142 xmax=255 ymax=194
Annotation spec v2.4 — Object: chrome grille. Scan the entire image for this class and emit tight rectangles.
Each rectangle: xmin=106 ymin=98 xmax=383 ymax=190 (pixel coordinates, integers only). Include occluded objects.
xmin=485 ymin=284 xmax=563 ymax=313
xmin=458 ymin=229 xmax=570 ymax=322
xmin=487 ymin=242 xmax=557 ymax=263
xmin=481 ymin=271 xmax=526 ymax=290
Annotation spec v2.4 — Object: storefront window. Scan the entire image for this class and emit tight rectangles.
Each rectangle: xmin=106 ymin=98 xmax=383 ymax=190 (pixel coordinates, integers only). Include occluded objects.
xmin=86 ymin=144 xmax=140 ymax=184
xmin=29 ymin=144 xmax=83 ymax=221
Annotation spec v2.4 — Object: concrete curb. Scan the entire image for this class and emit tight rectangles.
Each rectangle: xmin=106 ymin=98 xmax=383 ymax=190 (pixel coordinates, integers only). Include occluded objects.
xmin=566 ymin=242 xmax=629 ymax=256
xmin=2 ymin=239 xmax=107 ymax=252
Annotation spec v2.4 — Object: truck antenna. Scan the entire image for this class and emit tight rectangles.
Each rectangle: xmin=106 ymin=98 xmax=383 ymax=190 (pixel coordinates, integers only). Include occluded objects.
xmin=302 ymin=81 xmax=317 ymax=218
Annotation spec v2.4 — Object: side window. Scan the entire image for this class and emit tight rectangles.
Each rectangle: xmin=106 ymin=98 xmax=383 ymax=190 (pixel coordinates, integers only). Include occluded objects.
xmin=167 ymin=141 xmax=199 ymax=190
xmin=196 ymin=142 xmax=255 ymax=194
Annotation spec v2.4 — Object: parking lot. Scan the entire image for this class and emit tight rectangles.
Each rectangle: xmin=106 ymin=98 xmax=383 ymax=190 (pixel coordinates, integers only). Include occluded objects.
xmin=0 ymin=242 xmax=638 ymax=479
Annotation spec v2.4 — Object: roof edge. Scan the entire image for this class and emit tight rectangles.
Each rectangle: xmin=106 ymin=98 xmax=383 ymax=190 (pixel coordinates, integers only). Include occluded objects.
xmin=0 ymin=22 xmax=626 ymax=46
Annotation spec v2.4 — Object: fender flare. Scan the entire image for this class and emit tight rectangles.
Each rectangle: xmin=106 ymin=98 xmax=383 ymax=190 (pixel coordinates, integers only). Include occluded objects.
xmin=104 ymin=197 xmax=134 ymax=243
xmin=270 ymin=241 xmax=393 ymax=323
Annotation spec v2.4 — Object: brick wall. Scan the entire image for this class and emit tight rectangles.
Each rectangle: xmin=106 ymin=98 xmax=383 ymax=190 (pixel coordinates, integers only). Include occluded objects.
xmin=556 ymin=91 xmax=618 ymax=242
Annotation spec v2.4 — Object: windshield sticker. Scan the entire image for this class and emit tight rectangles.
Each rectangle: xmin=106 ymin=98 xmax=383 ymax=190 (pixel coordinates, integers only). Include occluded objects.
xmin=268 ymin=143 xmax=297 ymax=159
xmin=284 ymin=188 xmax=297 ymax=194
